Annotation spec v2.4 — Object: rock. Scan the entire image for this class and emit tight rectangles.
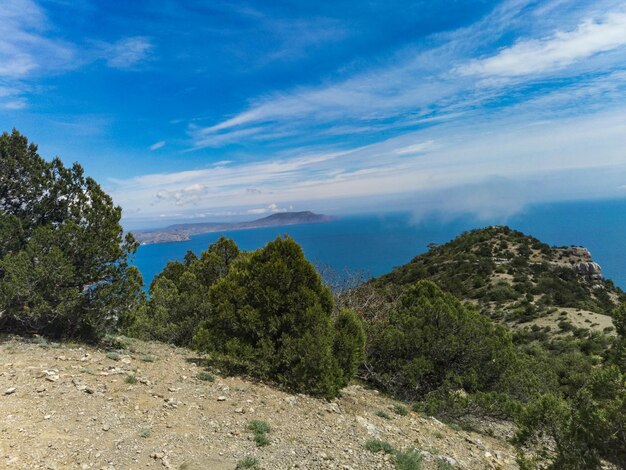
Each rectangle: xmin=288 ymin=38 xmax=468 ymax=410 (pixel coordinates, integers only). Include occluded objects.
xmin=326 ymin=402 xmax=341 ymax=414
xmin=439 ymin=455 xmax=458 ymax=466
xmin=102 ymin=424 xmax=110 ymax=431
xmin=4 ymin=387 xmax=16 ymax=395
xmin=285 ymin=395 xmax=298 ymax=406
xmin=573 ymin=261 xmax=603 ymax=281
xmin=234 ymin=408 xmax=244 ymax=414
xmin=217 ymin=396 xmax=226 ymax=401
xmin=356 ymin=416 xmax=380 ymax=436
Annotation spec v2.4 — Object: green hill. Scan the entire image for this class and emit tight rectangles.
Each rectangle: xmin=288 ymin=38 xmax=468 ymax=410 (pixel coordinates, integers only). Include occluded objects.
xmin=373 ymin=226 xmax=625 ymax=328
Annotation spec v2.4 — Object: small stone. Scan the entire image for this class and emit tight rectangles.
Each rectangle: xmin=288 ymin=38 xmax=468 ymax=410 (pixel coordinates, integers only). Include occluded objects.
xmin=102 ymin=424 xmax=110 ymax=431
xmin=217 ymin=396 xmax=226 ymax=401
xmin=326 ymin=402 xmax=341 ymax=414
xmin=234 ymin=407 xmax=244 ymax=414
xmin=4 ymin=387 xmax=16 ymax=395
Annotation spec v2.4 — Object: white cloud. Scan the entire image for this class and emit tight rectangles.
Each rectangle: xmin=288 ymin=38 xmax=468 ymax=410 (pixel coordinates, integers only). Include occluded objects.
xmin=394 ymin=141 xmax=434 ymax=155
xmin=461 ymin=11 xmax=626 ymax=77
xmin=0 ymin=1 xmax=153 ymax=109
xmin=247 ymin=203 xmax=287 ymax=214
xmin=101 ymin=36 xmax=153 ymax=69
xmin=149 ymin=140 xmax=166 ymax=151
xmin=115 ymin=106 xmax=626 ymax=223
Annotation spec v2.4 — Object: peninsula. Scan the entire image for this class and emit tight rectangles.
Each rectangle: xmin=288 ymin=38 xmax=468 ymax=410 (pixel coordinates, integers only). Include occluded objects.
xmin=133 ymin=211 xmax=335 ymax=245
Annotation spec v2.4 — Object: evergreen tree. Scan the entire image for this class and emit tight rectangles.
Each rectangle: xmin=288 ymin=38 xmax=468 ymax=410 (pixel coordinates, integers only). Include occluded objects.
xmin=0 ymin=130 xmax=142 ymax=340
xmin=193 ymin=236 xmax=365 ymax=398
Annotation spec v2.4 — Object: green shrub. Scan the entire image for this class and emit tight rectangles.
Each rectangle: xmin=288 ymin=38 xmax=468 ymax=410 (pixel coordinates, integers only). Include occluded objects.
xmin=106 ymin=352 xmax=120 ymax=361
xmin=333 ymin=308 xmax=366 ymax=388
xmin=393 ymin=404 xmax=408 ymax=416
xmin=375 ymin=410 xmax=391 ymax=420
xmin=364 ymin=439 xmax=395 ymax=454
xmin=126 ymin=237 xmax=240 ymax=346
xmin=394 ymin=450 xmax=422 ymax=470
xmin=367 ymin=281 xmax=515 ymax=401
xmin=436 ymin=459 xmax=454 ymax=470
xmin=141 ymin=354 xmax=157 ymax=362
xmin=516 ymin=366 xmax=626 ymax=468
xmin=139 ymin=427 xmax=151 ymax=438
xmin=193 ymin=237 xmax=365 ymax=398
xmin=125 ymin=375 xmax=137 ymax=384
xmin=236 ymin=457 xmax=259 ymax=469
xmin=247 ymin=419 xmax=271 ymax=447
xmin=195 ymin=371 xmax=214 ymax=382
xmin=247 ymin=420 xmax=271 ymax=434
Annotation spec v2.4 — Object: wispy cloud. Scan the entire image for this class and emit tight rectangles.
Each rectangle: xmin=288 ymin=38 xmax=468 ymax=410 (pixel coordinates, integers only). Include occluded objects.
xmin=0 ymin=1 xmax=154 ymax=109
xmin=461 ymin=11 xmax=626 ymax=77
xmin=99 ymin=36 xmax=153 ymax=69
xmin=149 ymin=140 xmax=166 ymax=151
xmin=113 ymin=106 xmax=626 ymax=223
xmin=186 ymin=1 xmax=626 ymax=150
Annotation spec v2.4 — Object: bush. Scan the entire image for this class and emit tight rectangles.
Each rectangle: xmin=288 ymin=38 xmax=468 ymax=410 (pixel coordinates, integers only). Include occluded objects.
xmin=0 ymin=130 xmax=143 ymax=341
xmin=193 ymin=237 xmax=365 ymax=398
xmin=393 ymin=404 xmax=408 ymax=416
xmin=195 ymin=371 xmax=214 ymax=382
xmin=367 ymin=281 xmax=515 ymax=401
xmin=517 ymin=366 xmax=626 ymax=468
xmin=126 ymin=237 xmax=239 ymax=345
xmin=247 ymin=420 xmax=271 ymax=447
xmin=364 ymin=439 xmax=395 ymax=454
xmin=236 ymin=457 xmax=259 ymax=469
xmin=394 ymin=450 xmax=422 ymax=470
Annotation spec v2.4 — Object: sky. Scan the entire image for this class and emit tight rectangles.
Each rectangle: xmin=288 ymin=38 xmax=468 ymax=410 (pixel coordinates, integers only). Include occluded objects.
xmin=2 ymin=0 xmax=626 ymax=229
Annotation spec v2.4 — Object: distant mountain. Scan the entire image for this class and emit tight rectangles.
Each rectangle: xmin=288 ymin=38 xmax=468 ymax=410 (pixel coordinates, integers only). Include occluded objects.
xmin=134 ymin=211 xmax=335 ymax=245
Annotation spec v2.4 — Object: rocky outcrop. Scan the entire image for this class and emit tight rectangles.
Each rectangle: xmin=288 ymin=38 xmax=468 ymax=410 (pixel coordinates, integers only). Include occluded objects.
xmin=573 ymin=261 xmax=603 ymax=282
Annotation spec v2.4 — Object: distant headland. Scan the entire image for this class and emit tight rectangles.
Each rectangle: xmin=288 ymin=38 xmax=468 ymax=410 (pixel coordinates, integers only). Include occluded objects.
xmin=134 ymin=211 xmax=336 ymax=245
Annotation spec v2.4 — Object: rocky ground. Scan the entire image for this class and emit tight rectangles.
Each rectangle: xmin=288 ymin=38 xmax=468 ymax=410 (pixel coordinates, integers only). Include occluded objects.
xmin=0 ymin=335 xmax=519 ymax=470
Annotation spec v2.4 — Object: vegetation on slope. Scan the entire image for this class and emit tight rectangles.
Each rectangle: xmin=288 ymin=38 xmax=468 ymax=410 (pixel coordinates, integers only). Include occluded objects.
xmin=375 ymin=225 xmax=625 ymax=322
xmin=127 ymin=235 xmax=366 ymax=399
xmin=2 ymin=131 xmax=625 ymax=468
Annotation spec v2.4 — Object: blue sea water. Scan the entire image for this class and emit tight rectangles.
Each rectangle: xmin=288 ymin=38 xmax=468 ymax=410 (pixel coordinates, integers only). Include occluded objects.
xmin=132 ymin=198 xmax=626 ymax=290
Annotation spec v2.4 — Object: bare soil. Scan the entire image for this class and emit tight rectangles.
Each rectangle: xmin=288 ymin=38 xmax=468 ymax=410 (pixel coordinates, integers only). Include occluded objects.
xmin=0 ymin=336 xmax=519 ymax=470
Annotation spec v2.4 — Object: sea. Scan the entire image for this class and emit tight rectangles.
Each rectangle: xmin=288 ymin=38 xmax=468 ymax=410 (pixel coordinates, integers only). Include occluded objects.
xmin=132 ymin=198 xmax=626 ymax=291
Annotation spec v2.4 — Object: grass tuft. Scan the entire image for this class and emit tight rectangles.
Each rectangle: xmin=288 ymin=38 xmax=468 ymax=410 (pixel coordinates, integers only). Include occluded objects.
xmin=247 ymin=419 xmax=271 ymax=447
xmin=105 ymin=351 xmax=120 ymax=361
xmin=195 ymin=371 xmax=214 ymax=382
xmin=394 ymin=450 xmax=423 ymax=470
xmin=393 ymin=404 xmax=408 ymax=416
xmin=364 ymin=439 xmax=396 ymax=455
xmin=236 ymin=456 xmax=259 ymax=469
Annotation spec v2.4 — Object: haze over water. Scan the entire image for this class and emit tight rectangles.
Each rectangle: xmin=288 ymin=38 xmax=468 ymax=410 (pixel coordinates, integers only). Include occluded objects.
xmin=133 ymin=198 xmax=626 ymax=291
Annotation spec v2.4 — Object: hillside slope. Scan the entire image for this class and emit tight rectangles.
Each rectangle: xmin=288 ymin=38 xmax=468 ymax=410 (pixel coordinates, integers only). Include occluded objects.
xmin=373 ymin=226 xmax=625 ymax=332
xmin=0 ymin=336 xmax=518 ymax=469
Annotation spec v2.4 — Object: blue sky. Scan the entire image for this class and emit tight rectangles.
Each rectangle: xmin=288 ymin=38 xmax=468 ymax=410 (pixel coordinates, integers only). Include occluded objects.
xmin=2 ymin=0 xmax=626 ymax=229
